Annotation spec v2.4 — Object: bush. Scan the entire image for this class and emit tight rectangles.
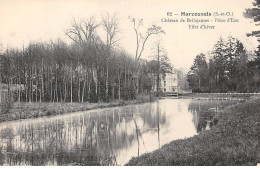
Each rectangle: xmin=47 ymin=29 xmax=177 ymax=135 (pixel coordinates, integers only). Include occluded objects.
xmin=122 ymin=84 xmax=136 ymax=100
xmin=0 ymin=94 xmax=14 ymax=115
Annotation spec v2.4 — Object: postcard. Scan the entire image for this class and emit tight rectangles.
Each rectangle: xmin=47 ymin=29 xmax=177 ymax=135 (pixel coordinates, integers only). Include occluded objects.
xmin=0 ymin=0 xmax=259 ymax=166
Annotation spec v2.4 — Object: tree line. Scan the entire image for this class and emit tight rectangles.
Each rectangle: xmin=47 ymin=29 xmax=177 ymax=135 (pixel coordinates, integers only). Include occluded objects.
xmin=187 ymin=36 xmax=259 ymax=93
xmin=0 ymin=15 xmax=171 ymax=103
xmin=188 ymin=0 xmax=260 ymax=93
xmin=0 ymin=40 xmax=137 ymax=103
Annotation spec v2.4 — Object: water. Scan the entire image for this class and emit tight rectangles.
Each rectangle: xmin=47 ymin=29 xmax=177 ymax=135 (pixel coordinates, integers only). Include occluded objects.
xmin=0 ymin=98 xmax=240 ymax=166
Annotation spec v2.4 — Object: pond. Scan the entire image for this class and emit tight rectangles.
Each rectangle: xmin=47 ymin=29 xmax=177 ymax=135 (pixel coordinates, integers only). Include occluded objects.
xmin=0 ymin=98 xmax=240 ymax=166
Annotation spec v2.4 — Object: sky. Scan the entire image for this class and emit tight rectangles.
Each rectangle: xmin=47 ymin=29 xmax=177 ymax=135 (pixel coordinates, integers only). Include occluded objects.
xmin=0 ymin=0 xmax=258 ymax=72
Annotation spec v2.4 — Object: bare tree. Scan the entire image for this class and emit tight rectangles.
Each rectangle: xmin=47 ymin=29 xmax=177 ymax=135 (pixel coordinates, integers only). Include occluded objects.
xmin=149 ymin=41 xmax=172 ymax=94
xmin=129 ymin=17 xmax=165 ymax=62
xmin=66 ymin=17 xmax=100 ymax=102
xmin=66 ymin=17 xmax=100 ymax=46
xmin=102 ymin=13 xmax=120 ymax=102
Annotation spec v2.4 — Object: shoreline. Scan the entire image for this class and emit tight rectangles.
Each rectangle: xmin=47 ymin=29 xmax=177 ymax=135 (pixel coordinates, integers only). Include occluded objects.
xmin=126 ymin=97 xmax=260 ymax=166
xmin=0 ymin=94 xmax=157 ymax=124
xmin=1 ymin=93 xmax=258 ymax=124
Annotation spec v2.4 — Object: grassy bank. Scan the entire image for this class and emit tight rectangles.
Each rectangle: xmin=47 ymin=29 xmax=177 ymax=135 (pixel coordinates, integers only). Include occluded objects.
xmin=126 ymin=98 xmax=260 ymax=166
xmin=0 ymin=93 xmax=157 ymax=123
xmin=179 ymin=93 xmax=259 ymax=99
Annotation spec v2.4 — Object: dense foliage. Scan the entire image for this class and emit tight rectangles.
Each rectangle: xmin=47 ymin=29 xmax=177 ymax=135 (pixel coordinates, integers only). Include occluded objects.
xmin=188 ymin=37 xmax=260 ymax=93
xmin=244 ymin=0 xmax=260 ymax=57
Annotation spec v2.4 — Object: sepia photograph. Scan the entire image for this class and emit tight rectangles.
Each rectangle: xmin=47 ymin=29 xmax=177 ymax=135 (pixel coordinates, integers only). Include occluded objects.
xmin=0 ymin=0 xmax=259 ymax=166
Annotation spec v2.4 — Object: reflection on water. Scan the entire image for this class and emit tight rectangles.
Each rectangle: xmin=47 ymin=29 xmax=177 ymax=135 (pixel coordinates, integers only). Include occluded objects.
xmin=188 ymin=99 xmax=240 ymax=133
xmin=0 ymin=99 xmax=239 ymax=166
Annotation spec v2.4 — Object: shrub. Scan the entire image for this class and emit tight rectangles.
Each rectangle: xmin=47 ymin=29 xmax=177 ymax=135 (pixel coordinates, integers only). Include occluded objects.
xmin=0 ymin=94 xmax=14 ymax=115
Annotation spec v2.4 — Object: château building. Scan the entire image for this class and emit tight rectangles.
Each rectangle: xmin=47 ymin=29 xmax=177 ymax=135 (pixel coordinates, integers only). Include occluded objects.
xmin=152 ymin=69 xmax=178 ymax=93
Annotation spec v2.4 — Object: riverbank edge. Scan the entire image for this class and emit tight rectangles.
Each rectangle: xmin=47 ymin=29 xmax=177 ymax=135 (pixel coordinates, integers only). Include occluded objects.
xmin=179 ymin=93 xmax=257 ymax=98
xmin=0 ymin=94 xmax=157 ymax=123
xmin=0 ymin=94 xmax=257 ymax=123
xmin=126 ymin=97 xmax=260 ymax=166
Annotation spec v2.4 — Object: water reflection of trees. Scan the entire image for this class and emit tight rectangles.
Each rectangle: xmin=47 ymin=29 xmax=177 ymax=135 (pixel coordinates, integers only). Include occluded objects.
xmin=188 ymin=100 xmax=238 ymax=133
xmin=0 ymin=102 xmax=167 ymax=166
